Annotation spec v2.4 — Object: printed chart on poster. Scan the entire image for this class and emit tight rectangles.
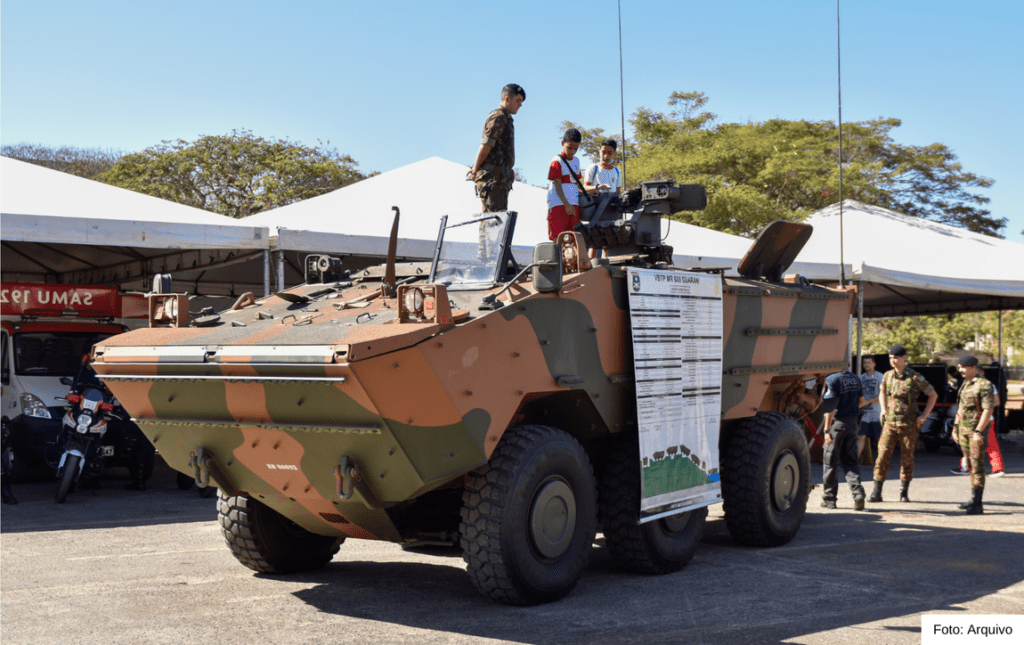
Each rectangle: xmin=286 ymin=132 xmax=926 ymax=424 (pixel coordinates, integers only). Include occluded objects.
xmin=627 ymin=268 xmax=723 ymax=521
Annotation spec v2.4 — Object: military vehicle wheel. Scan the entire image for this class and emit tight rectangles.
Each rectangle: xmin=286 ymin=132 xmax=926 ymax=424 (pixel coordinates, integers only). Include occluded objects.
xmin=218 ymin=492 xmax=344 ymax=574
xmin=460 ymin=425 xmax=597 ymax=605
xmin=722 ymin=412 xmax=809 ymax=547
xmin=600 ymin=436 xmax=706 ymax=574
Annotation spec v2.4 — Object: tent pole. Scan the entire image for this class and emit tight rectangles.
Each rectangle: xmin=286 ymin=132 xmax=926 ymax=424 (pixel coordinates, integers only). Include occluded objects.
xmin=263 ymin=250 xmax=270 ymax=296
xmin=998 ymin=308 xmax=1004 ymax=365
xmin=856 ymin=274 xmax=863 ymax=376
xmin=276 ymin=251 xmax=285 ymax=292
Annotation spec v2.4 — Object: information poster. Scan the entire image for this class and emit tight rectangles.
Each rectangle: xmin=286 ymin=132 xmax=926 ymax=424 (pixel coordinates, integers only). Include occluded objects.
xmin=627 ymin=268 xmax=723 ymax=521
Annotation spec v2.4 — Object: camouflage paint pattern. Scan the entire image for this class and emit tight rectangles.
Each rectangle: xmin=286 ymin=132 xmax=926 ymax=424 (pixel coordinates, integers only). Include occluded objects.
xmin=873 ymin=425 xmax=919 ymax=483
xmin=956 ymin=375 xmax=994 ymax=489
xmin=93 ymin=234 xmax=855 ymax=543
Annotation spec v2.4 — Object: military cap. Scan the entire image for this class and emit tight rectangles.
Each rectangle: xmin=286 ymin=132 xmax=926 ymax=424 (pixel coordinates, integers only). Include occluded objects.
xmin=958 ymin=355 xmax=979 ymax=367
xmin=888 ymin=344 xmax=907 ymax=357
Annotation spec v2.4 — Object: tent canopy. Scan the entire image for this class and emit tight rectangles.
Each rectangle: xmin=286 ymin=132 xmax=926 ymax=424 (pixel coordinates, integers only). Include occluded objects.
xmin=799 ymin=200 xmax=1024 ymax=316
xmin=1 ymin=157 xmax=269 ymax=294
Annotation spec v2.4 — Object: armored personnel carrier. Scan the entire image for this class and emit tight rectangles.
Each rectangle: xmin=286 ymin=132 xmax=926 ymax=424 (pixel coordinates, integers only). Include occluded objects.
xmin=92 ymin=182 xmax=854 ymax=605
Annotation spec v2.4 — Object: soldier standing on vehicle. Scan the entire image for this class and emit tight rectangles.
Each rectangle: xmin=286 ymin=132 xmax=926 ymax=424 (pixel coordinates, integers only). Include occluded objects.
xmin=820 ymin=371 xmax=866 ymax=510
xmin=467 ymin=83 xmax=525 ymax=213
xmin=953 ymin=355 xmax=994 ymax=515
xmin=868 ymin=344 xmax=938 ymax=504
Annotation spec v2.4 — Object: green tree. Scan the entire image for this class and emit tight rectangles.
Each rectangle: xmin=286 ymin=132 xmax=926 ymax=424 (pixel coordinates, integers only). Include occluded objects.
xmin=2 ymin=142 xmax=124 ymax=180
xmin=857 ymin=311 xmax=1024 ymax=365
xmin=99 ymin=129 xmax=369 ymax=218
xmin=570 ymin=92 xmax=1003 ymax=238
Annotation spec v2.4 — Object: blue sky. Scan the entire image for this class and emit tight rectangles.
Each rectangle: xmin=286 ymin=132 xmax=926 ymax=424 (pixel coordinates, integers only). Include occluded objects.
xmin=2 ymin=0 xmax=1021 ymax=240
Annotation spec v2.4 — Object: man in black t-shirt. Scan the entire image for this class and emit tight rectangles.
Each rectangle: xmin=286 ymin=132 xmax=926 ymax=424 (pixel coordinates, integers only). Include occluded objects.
xmin=820 ymin=371 xmax=866 ymax=510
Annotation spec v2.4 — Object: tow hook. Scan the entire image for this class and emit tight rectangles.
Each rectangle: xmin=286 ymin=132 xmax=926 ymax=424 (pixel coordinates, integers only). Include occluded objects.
xmin=189 ymin=447 xmax=213 ymax=488
xmin=335 ymin=455 xmax=358 ymax=500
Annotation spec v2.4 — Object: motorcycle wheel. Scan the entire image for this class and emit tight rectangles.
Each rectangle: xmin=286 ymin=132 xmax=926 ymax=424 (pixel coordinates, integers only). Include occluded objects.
xmin=55 ymin=454 xmax=81 ymax=504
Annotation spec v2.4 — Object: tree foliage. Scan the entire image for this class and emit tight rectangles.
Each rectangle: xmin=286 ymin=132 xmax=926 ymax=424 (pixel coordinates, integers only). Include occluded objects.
xmin=568 ymin=91 xmax=1003 ymax=237
xmin=856 ymin=311 xmax=1024 ymax=365
xmin=2 ymin=142 xmax=124 ymax=180
xmin=99 ymin=129 xmax=369 ymax=218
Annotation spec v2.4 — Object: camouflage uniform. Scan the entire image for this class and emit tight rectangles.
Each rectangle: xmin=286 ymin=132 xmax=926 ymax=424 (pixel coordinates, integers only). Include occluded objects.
xmin=475 ymin=106 xmax=515 ymax=213
xmin=873 ymin=368 xmax=935 ymax=482
xmin=955 ymin=375 xmax=994 ymax=489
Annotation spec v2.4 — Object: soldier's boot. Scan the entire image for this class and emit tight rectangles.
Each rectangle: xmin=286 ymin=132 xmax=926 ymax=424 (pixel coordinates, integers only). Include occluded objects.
xmin=868 ymin=480 xmax=883 ymax=503
xmin=854 ymin=498 xmax=865 ymax=511
xmin=899 ymin=481 xmax=911 ymax=503
xmin=1 ymin=473 xmax=17 ymax=505
xmin=958 ymin=497 xmax=974 ymax=510
xmin=964 ymin=487 xmax=984 ymax=515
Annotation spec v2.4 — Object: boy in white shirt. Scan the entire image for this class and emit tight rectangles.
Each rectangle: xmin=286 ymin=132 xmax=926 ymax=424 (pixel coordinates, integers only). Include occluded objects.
xmin=583 ymin=139 xmax=622 ymax=196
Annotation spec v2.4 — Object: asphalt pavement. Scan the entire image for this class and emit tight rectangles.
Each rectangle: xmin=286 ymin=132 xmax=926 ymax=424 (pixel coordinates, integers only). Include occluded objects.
xmin=2 ymin=436 xmax=1023 ymax=645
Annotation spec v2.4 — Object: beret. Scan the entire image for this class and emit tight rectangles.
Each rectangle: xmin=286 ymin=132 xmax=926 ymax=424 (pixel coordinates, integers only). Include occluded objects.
xmin=958 ymin=355 xmax=979 ymax=367
xmin=888 ymin=344 xmax=907 ymax=357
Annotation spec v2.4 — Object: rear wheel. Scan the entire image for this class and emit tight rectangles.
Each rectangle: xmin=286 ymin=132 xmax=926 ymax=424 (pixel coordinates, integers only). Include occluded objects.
xmin=722 ymin=412 xmax=810 ymax=547
xmin=218 ymin=492 xmax=344 ymax=574
xmin=460 ymin=425 xmax=597 ymax=605
xmin=600 ymin=436 xmax=706 ymax=573
xmin=55 ymin=454 xmax=81 ymax=504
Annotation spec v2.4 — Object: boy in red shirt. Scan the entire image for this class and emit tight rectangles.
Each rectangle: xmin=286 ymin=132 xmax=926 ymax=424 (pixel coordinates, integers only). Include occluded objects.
xmin=547 ymin=128 xmax=583 ymax=240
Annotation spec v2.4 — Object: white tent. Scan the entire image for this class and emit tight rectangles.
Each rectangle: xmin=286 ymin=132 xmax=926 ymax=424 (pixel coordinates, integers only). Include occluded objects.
xmin=247 ymin=156 xmax=847 ymax=281
xmin=245 ymin=157 xmax=550 ymax=259
xmin=799 ymin=200 xmax=1024 ymax=316
xmin=1 ymin=157 xmax=270 ymax=294
xmin=663 ymin=219 xmax=847 ymax=280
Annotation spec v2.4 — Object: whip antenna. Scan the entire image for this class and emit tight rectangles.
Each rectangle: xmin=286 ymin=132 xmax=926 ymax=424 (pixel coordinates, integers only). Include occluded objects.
xmin=618 ymin=0 xmax=627 ymax=187
xmin=837 ymin=0 xmax=846 ymax=288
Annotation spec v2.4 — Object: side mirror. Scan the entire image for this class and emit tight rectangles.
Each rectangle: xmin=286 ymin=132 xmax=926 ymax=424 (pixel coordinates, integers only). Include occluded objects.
xmin=60 ymin=376 xmax=74 ymax=386
xmin=532 ymin=243 xmax=562 ymax=293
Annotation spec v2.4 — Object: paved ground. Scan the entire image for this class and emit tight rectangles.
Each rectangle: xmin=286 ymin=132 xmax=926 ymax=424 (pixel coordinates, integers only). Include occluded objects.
xmin=2 ymin=437 xmax=1023 ymax=645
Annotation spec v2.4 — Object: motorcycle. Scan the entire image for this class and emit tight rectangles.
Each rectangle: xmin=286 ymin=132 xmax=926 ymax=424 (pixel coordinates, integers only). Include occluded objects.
xmin=50 ymin=361 xmax=125 ymax=503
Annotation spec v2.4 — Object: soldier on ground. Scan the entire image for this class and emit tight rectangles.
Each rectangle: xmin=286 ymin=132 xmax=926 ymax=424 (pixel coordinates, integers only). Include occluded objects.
xmin=953 ymin=355 xmax=994 ymax=514
xmin=868 ymin=344 xmax=938 ymax=504
xmin=819 ymin=370 xmax=866 ymax=510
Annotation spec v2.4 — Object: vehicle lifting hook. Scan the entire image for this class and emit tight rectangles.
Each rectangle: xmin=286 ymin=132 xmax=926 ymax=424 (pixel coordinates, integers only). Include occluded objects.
xmin=334 ymin=455 xmax=358 ymax=500
xmin=189 ymin=447 xmax=213 ymax=489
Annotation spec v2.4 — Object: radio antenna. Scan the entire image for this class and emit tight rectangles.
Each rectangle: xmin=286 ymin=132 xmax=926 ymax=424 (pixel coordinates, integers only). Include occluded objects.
xmin=837 ymin=0 xmax=846 ymax=288
xmin=618 ymin=0 xmax=627 ymax=187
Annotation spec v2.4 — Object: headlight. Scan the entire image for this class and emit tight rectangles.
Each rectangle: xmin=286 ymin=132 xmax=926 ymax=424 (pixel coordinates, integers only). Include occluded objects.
xmin=21 ymin=393 xmax=52 ymax=419
xmin=77 ymin=413 xmax=93 ymax=427
xmin=404 ymin=288 xmax=425 ymax=316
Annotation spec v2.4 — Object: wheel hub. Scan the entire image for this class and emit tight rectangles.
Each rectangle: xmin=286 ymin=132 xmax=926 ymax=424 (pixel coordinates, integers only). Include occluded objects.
xmin=659 ymin=510 xmax=692 ymax=536
xmin=529 ymin=479 xmax=577 ymax=560
xmin=771 ymin=451 xmax=799 ymax=513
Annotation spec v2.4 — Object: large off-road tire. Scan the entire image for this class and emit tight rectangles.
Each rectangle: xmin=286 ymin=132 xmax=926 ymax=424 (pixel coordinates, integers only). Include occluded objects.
xmin=460 ymin=425 xmax=597 ymax=605
xmin=218 ymin=492 xmax=344 ymax=574
xmin=55 ymin=454 xmax=81 ymax=504
xmin=722 ymin=412 xmax=810 ymax=547
xmin=600 ymin=436 xmax=707 ymax=574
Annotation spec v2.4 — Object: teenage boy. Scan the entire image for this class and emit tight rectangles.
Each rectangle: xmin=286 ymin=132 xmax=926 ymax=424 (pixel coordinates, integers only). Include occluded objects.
xmin=583 ymin=139 xmax=622 ymax=195
xmin=547 ymin=128 xmax=583 ymax=240
xmin=859 ymin=356 xmax=883 ymax=457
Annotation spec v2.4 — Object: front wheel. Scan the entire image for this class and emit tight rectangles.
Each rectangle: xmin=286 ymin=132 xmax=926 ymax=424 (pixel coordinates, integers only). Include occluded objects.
xmin=721 ymin=412 xmax=810 ymax=547
xmin=460 ymin=425 xmax=597 ymax=605
xmin=218 ymin=493 xmax=344 ymax=574
xmin=600 ymin=435 xmax=706 ymax=574
xmin=55 ymin=454 xmax=81 ymax=504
